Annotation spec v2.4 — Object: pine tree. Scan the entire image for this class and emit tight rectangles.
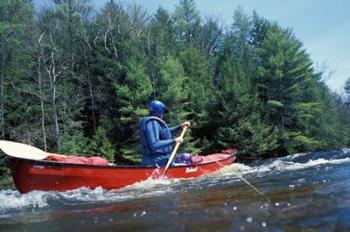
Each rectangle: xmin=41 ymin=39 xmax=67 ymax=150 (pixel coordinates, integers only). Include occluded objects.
xmin=147 ymin=7 xmax=176 ymax=97
xmin=154 ymin=55 xmax=192 ymax=152
xmin=0 ymin=0 xmax=37 ymax=177
xmin=90 ymin=126 xmax=115 ymax=163
xmin=173 ymin=0 xmax=201 ymax=44
xmin=197 ymin=16 xmax=223 ymax=56
xmin=256 ymin=24 xmax=324 ymax=154
xmin=113 ymin=60 xmax=152 ymax=162
xmin=211 ymin=10 xmax=280 ymax=158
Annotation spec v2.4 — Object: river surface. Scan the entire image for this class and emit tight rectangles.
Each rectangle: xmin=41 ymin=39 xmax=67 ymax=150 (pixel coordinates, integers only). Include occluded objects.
xmin=1 ymin=149 xmax=350 ymax=231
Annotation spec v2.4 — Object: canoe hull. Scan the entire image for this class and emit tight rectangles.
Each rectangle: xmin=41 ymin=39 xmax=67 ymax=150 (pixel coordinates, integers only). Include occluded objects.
xmin=9 ymin=153 xmax=236 ymax=193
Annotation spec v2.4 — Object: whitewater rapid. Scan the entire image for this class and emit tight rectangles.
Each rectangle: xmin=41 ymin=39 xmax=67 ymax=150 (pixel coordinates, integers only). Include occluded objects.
xmin=1 ymin=148 xmax=349 ymax=213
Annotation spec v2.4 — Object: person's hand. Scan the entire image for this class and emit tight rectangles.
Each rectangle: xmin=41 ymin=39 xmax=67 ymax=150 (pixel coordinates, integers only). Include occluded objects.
xmin=175 ymin=136 xmax=184 ymax=144
xmin=181 ymin=121 xmax=191 ymax=129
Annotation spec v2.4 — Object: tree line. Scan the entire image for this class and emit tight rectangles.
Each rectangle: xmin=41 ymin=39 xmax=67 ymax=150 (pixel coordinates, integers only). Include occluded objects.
xmin=0 ymin=0 xmax=349 ymax=173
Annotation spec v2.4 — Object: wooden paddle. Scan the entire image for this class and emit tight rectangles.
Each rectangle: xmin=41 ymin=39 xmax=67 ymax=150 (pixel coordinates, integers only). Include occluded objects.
xmin=163 ymin=126 xmax=188 ymax=176
xmin=0 ymin=140 xmax=65 ymax=160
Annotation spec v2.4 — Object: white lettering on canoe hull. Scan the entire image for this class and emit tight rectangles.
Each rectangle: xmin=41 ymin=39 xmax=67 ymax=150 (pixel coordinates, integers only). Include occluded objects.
xmin=33 ymin=165 xmax=45 ymax=169
xmin=185 ymin=166 xmax=198 ymax=173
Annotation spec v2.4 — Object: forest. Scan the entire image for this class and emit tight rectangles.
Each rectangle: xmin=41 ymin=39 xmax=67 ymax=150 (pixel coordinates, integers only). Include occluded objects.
xmin=0 ymin=0 xmax=350 ymax=175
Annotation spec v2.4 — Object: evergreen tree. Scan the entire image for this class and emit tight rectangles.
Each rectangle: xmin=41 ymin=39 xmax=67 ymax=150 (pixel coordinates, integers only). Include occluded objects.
xmin=90 ymin=126 xmax=115 ymax=163
xmin=155 ymin=55 xmax=192 ymax=152
xmin=173 ymin=0 xmax=201 ymax=44
xmin=113 ymin=60 xmax=152 ymax=162
xmin=256 ymin=24 xmax=327 ymax=154
xmin=0 ymin=0 xmax=36 ymax=176
xmin=198 ymin=16 xmax=223 ymax=56
xmin=213 ymin=56 xmax=279 ymax=158
xmin=147 ymin=7 xmax=176 ymax=97
xmin=0 ymin=0 xmax=35 ymax=141
xmin=176 ymin=46 xmax=213 ymax=153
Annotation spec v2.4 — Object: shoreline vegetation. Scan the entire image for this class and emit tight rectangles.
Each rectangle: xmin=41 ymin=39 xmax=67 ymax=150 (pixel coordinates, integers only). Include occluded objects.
xmin=0 ymin=0 xmax=350 ymax=182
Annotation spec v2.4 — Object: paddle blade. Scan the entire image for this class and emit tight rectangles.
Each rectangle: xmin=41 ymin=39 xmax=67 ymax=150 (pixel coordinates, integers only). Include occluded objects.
xmin=0 ymin=140 xmax=48 ymax=160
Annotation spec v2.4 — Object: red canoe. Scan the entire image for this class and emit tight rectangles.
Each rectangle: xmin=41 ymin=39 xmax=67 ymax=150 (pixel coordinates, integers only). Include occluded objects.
xmin=9 ymin=152 xmax=237 ymax=193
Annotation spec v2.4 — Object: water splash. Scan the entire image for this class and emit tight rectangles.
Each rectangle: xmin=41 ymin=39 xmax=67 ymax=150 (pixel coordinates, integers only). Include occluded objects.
xmin=0 ymin=177 xmax=179 ymax=213
xmin=0 ymin=189 xmax=49 ymax=212
xmin=213 ymin=163 xmax=251 ymax=176
xmin=1 ymin=149 xmax=349 ymax=215
xmin=238 ymin=149 xmax=350 ymax=176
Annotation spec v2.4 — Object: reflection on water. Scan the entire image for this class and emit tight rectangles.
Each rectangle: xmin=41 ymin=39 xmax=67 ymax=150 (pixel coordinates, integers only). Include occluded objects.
xmin=1 ymin=149 xmax=350 ymax=231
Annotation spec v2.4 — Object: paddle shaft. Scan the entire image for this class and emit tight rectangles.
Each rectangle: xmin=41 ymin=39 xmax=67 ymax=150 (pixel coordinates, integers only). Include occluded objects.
xmin=207 ymin=154 xmax=271 ymax=203
xmin=163 ymin=126 xmax=188 ymax=176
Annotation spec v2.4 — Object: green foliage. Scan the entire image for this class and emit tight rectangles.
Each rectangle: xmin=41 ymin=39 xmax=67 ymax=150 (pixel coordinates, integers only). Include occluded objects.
xmin=113 ymin=60 xmax=153 ymax=160
xmin=173 ymin=0 xmax=201 ymax=43
xmin=90 ymin=127 xmax=115 ymax=163
xmin=148 ymin=7 xmax=175 ymax=57
xmin=61 ymin=132 xmax=92 ymax=156
xmin=267 ymin=100 xmax=284 ymax=108
xmin=285 ymin=132 xmax=321 ymax=154
xmin=255 ymin=23 xmax=323 ymax=153
xmin=155 ymin=55 xmax=202 ymax=153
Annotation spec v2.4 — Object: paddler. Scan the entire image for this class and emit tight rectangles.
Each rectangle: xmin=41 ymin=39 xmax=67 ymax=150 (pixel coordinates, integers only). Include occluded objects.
xmin=139 ymin=100 xmax=190 ymax=166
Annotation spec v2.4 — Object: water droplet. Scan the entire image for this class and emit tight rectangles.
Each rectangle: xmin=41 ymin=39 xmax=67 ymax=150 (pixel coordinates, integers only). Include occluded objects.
xmin=262 ymin=222 xmax=267 ymax=227
xmin=246 ymin=217 xmax=253 ymax=223
xmin=287 ymin=203 xmax=291 ymax=207
xmin=141 ymin=211 xmax=146 ymax=216
xmin=260 ymin=203 xmax=269 ymax=210
xmin=275 ymin=202 xmax=280 ymax=206
xmin=233 ymin=206 xmax=237 ymax=210
xmin=224 ymin=202 xmax=228 ymax=206
xmin=289 ymin=184 xmax=295 ymax=189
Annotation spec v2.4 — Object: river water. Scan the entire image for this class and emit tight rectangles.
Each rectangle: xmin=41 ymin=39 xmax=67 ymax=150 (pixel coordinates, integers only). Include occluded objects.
xmin=1 ymin=149 xmax=350 ymax=231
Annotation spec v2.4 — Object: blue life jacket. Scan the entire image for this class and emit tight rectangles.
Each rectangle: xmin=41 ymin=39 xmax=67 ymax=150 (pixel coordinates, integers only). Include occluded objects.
xmin=139 ymin=116 xmax=174 ymax=166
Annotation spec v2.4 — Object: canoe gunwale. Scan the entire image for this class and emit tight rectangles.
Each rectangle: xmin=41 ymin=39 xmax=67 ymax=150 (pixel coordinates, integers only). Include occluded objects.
xmin=8 ymin=152 xmax=237 ymax=170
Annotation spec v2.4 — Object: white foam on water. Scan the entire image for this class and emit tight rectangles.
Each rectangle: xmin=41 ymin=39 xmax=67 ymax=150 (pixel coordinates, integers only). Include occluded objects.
xmin=123 ymin=176 xmax=176 ymax=191
xmin=210 ymin=150 xmax=350 ymax=179
xmin=113 ymin=177 xmax=179 ymax=199
xmin=244 ymin=156 xmax=350 ymax=176
xmin=55 ymin=178 xmax=177 ymax=204
xmin=286 ymin=152 xmax=307 ymax=159
xmin=0 ymin=189 xmax=49 ymax=212
xmin=212 ymin=163 xmax=252 ymax=176
xmin=56 ymin=187 xmax=115 ymax=202
xmin=287 ymin=157 xmax=350 ymax=170
xmin=0 ymin=178 xmax=178 ymax=212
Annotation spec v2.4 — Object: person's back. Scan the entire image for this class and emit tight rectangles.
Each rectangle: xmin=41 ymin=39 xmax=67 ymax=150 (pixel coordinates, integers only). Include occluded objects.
xmin=139 ymin=116 xmax=174 ymax=166
xmin=139 ymin=100 xmax=190 ymax=166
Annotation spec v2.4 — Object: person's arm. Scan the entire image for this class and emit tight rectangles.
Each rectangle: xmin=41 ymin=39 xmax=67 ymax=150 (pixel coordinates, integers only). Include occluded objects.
xmin=146 ymin=121 xmax=175 ymax=151
xmin=169 ymin=124 xmax=181 ymax=133
xmin=169 ymin=121 xmax=191 ymax=133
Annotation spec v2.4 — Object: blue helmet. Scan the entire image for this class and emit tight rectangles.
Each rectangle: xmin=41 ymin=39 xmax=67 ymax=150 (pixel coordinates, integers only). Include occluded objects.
xmin=149 ymin=100 xmax=166 ymax=116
